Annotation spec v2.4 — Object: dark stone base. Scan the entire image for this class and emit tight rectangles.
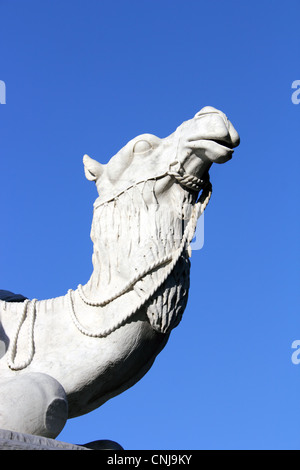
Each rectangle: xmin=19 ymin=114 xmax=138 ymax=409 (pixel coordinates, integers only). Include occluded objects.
xmin=0 ymin=428 xmax=123 ymax=450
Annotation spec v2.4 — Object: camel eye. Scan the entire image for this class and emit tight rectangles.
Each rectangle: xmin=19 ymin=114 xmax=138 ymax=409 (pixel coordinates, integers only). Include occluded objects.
xmin=133 ymin=140 xmax=152 ymax=154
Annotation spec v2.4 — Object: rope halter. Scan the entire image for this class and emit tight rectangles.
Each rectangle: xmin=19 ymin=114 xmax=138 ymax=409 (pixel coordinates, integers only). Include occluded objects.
xmin=168 ymin=160 xmax=209 ymax=192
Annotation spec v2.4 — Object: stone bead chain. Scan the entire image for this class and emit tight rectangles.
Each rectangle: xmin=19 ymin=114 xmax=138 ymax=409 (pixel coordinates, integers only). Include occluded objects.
xmin=7 ymin=299 xmax=37 ymax=371
xmin=68 ymin=184 xmax=212 ymax=338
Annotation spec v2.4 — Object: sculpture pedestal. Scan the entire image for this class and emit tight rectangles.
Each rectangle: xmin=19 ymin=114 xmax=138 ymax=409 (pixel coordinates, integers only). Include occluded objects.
xmin=0 ymin=428 xmax=123 ymax=450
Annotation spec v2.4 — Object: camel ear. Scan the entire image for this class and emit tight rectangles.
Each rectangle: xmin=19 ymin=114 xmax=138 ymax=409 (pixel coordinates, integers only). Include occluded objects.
xmin=83 ymin=154 xmax=104 ymax=181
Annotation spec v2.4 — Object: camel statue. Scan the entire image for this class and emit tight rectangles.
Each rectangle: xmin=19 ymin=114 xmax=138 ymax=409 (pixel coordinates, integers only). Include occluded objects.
xmin=0 ymin=106 xmax=239 ymax=439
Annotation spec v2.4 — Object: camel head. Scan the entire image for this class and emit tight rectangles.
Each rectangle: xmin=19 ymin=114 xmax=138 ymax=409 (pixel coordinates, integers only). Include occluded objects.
xmin=83 ymin=106 xmax=240 ymax=203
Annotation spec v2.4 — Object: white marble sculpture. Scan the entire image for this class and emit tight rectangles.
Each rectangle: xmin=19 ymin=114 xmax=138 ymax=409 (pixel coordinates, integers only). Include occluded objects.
xmin=0 ymin=107 xmax=239 ymax=438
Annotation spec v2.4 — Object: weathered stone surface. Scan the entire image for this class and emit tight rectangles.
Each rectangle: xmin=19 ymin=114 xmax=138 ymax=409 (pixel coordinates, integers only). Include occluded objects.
xmin=0 ymin=428 xmax=89 ymax=450
xmin=0 ymin=428 xmax=123 ymax=450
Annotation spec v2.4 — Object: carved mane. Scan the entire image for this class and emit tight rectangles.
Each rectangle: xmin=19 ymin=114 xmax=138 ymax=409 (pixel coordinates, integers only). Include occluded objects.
xmin=82 ymin=178 xmax=197 ymax=333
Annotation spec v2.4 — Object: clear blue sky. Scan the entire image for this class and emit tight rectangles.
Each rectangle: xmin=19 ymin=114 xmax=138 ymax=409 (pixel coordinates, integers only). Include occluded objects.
xmin=0 ymin=0 xmax=299 ymax=450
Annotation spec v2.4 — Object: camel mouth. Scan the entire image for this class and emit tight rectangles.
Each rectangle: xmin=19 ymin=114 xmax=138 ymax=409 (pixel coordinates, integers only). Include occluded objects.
xmin=212 ymin=139 xmax=235 ymax=151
